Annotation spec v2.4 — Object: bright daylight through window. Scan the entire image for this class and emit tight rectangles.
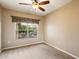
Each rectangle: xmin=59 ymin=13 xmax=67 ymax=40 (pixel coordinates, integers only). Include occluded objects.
xmin=16 ymin=23 xmax=38 ymax=39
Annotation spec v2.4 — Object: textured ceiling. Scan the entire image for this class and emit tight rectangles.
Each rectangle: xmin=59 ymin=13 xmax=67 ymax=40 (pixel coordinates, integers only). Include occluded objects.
xmin=0 ymin=0 xmax=72 ymax=16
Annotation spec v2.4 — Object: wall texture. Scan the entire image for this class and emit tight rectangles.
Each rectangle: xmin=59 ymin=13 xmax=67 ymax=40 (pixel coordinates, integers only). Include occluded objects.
xmin=0 ymin=6 xmax=2 ymax=51
xmin=2 ymin=8 xmax=44 ymax=49
xmin=45 ymin=0 xmax=79 ymax=57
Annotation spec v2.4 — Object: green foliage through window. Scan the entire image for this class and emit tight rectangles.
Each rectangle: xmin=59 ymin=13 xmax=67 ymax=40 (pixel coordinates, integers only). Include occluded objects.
xmin=16 ymin=23 xmax=38 ymax=39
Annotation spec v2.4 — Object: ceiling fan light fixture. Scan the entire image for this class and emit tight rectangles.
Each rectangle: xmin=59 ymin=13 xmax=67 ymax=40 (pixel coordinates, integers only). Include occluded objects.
xmin=32 ymin=2 xmax=40 ymax=8
xmin=32 ymin=4 xmax=39 ymax=8
xmin=19 ymin=0 xmax=50 ymax=12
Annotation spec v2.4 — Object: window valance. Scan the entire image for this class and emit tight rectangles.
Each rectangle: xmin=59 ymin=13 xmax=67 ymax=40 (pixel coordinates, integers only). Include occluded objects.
xmin=11 ymin=16 xmax=40 ymax=24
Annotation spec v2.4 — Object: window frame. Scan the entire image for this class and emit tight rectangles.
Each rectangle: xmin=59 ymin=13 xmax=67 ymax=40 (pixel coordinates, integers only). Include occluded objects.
xmin=16 ymin=22 xmax=39 ymax=39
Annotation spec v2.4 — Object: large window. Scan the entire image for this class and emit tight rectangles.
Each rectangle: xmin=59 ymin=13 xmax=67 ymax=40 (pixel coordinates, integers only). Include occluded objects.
xmin=11 ymin=16 xmax=39 ymax=39
xmin=16 ymin=23 xmax=38 ymax=39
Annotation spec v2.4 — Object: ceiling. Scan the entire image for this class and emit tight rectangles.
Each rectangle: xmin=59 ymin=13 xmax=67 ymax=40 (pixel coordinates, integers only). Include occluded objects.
xmin=0 ymin=0 xmax=72 ymax=16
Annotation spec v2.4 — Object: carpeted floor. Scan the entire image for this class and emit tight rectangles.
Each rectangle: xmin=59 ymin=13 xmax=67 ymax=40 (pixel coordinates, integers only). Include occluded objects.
xmin=0 ymin=44 xmax=75 ymax=59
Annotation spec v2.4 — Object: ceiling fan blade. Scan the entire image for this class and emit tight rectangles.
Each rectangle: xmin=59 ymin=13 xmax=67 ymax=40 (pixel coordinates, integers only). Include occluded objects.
xmin=38 ymin=7 xmax=45 ymax=11
xmin=34 ymin=0 xmax=38 ymax=3
xmin=19 ymin=3 xmax=32 ymax=5
xmin=39 ymin=1 xmax=50 ymax=5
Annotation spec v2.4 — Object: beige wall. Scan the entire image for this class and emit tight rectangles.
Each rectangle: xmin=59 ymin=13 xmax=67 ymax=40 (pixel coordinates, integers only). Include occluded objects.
xmin=2 ymin=8 xmax=44 ymax=49
xmin=45 ymin=0 xmax=79 ymax=57
xmin=0 ymin=6 xmax=2 ymax=51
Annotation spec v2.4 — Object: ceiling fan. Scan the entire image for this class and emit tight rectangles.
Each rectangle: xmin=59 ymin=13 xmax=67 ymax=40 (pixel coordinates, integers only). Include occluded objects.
xmin=19 ymin=0 xmax=50 ymax=12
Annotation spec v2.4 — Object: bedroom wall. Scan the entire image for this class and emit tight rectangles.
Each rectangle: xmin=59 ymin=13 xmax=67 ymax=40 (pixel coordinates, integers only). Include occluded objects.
xmin=45 ymin=0 xmax=79 ymax=57
xmin=2 ymin=8 xmax=44 ymax=49
xmin=0 ymin=6 xmax=2 ymax=52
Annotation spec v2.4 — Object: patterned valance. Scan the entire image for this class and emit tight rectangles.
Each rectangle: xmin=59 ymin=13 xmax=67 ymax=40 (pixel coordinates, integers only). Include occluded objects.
xmin=11 ymin=16 xmax=40 ymax=24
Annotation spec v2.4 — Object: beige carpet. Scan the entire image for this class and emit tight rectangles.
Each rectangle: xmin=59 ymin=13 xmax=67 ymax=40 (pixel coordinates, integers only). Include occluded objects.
xmin=0 ymin=44 xmax=75 ymax=59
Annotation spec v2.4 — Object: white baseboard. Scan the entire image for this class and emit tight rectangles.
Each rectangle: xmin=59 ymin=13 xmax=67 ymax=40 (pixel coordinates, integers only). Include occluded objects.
xmin=2 ymin=41 xmax=44 ymax=50
xmin=45 ymin=42 xmax=79 ymax=59
xmin=2 ymin=41 xmax=79 ymax=59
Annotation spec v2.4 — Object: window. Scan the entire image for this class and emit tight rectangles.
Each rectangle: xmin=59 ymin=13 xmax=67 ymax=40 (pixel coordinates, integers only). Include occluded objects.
xmin=12 ymin=16 xmax=40 ymax=39
xmin=16 ymin=22 xmax=38 ymax=39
